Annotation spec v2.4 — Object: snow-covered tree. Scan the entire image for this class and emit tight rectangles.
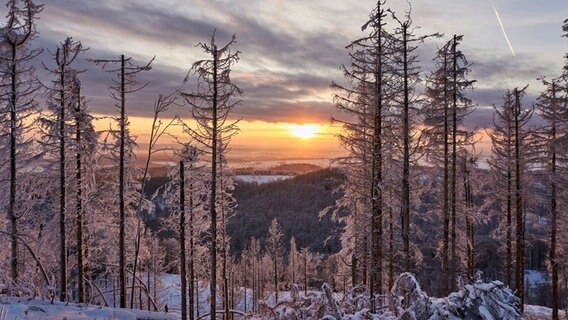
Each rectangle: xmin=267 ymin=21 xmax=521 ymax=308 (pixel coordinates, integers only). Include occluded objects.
xmin=488 ymin=87 xmax=534 ymax=310
xmin=161 ymin=143 xmax=207 ymax=319
xmin=266 ymin=218 xmax=284 ymax=302
xmin=92 ymin=54 xmax=153 ymax=308
xmin=70 ymin=77 xmax=98 ymax=303
xmin=422 ymin=35 xmax=475 ymax=295
xmin=0 ymin=0 xmax=43 ymax=286
xmin=181 ymin=32 xmax=241 ymax=320
xmin=536 ymin=76 xmax=567 ymax=320
xmin=38 ymin=37 xmax=86 ymax=301
xmin=331 ymin=1 xmax=398 ymax=301
xmin=389 ymin=8 xmax=439 ymax=273
xmin=288 ymin=236 xmax=299 ymax=287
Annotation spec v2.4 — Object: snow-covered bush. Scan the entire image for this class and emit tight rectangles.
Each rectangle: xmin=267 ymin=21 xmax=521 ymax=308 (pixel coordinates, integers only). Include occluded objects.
xmin=389 ymin=272 xmax=432 ymax=320
xmin=256 ymin=273 xmax=521 ymax=320
xmin=431 ymin=279 xmax=521 ymax=320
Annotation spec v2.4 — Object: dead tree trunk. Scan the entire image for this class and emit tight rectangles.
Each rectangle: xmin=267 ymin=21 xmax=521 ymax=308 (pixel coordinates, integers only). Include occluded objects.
xmin=118 ymin=54 xmax=127 ymax=308
xmin=549 ymin=84 xmax=558 ymax=320
xmin=9 ymin=41 xmax=18 ymax=285
xmin=180 ymin=160 xmax=188 ymax=320
xmin=370 ymin=2 xmax=384 ymax=306
xmin=506 ymin=148 xmax=512 ymax=287
xmin=442 ymin=52 xmax=450 ymax=296
xmin=58 ymin=47 xmax=68 ymax=302
xmin=189 ymin=164 xmax=195 ymax=319
xmin=75 ymin=82 xmax=85 ymax=302
xmin=450 ymin=35 xmax=458 ymax=292
xmin=209 ymin=45 xmax=219 ymax=320
xmin=401 ymin=23 xmax=411 ymax=273
xmin=513 ymin=88 xmax=525 ymax=311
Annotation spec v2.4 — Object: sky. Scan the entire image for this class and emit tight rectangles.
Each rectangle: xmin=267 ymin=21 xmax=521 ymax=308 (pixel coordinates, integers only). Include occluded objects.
xmin=7 ymin=0 xmax=568 ymax=164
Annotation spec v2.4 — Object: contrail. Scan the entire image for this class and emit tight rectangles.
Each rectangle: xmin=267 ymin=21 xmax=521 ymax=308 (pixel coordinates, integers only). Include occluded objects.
xmin=490 ymin=0 xmax=516 ymax=56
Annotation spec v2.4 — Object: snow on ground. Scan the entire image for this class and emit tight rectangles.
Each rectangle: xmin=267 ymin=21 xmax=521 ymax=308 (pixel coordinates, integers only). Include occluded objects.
xmin=158 ymin=273 xmax=255 ymax=317
xmin=0 ymin=296 xmax=176 ymax=320
xmin=234 ymin=175 xmax=292 ymax=184
xmin=1 ymin=273 xmax=564 ymax=319
xmin=525 ymin=304 xmax=567 ymax=319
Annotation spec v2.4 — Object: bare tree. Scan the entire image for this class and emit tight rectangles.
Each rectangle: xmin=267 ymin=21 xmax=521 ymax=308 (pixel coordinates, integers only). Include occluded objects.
xmin=92 ymin=55 xmax=153 ymax=308
xmin=182 ymin=32 xmax=241 ymax=320
xmin=0 ymin=0 xmax=43 ymax=285
xmin=39 ymin=37 xmax=85 ymax=301
xmin=423 ymin=35 xmax=475 ymax=294
xmin=536 ymin=77 xmax=566 ymax=320
xmin=487 ymin=92 xmax=516 ymax=288
xmin=130 ymin=92 xmax=176 ymax=309
xmin=489 ymin=87 xmax=534 ymax=311
xmin=71 ymin=77 xmax=97 ymax=303
xmin=512 ymin=87 xmax=533 ymax=312
xmin=390 ymin=7 xmax=439 ymax=272
xmin=331 ymin=1 xmax=396 ymax=303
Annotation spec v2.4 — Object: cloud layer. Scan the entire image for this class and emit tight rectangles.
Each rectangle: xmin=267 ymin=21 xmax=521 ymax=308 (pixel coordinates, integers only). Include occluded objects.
xmin=3 ymin=0 xmax=567 ymax=130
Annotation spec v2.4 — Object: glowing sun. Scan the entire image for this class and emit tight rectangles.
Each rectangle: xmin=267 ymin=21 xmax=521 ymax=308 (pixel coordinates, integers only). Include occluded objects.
xmin=289 ymin=124 xmax=320 ymax=139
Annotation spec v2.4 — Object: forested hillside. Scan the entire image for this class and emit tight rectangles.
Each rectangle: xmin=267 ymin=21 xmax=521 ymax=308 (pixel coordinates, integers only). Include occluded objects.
xmin=229 ymin=168 xmax=345 ymax=255
xmin=147 ymin=168 xmax=345 ymax=256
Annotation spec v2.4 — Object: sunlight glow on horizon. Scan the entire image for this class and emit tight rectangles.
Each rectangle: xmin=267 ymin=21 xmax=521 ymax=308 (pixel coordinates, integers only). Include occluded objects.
xmin=288 ymin=123 xmax=321 ymax=139
xmin=91 ymin=115 xmax=344 ymax=162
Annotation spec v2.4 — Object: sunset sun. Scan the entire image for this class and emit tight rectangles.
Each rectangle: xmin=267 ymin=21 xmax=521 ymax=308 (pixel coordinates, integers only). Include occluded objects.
xmin=289 ymin=124 xmax=320 ymax=139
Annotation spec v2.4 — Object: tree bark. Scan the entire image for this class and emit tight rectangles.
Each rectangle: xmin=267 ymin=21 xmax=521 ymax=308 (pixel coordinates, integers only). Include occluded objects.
xmin=209 ymin=45 xmax=219 ymax=320
xmin=370 ymin=2 xmax=384 ymax=305
xmin=180 ymin=161 xmax=188 ymax=320
xmin=119 ymin=54 xmax=127 ymax=308
xmin=75 ymin=83 xmax=84 ymax=303
xmin=442 ymin=52 xmax=450 ymax=296
xmin=189 ymin=164 xmax=195 ymax=319
xmin=401 ymin=23 xmax=411 ymax=273
xmin=506 ymin=149 xmax=512 ymax=287
xmin=513 ymin=88 xmax=524 ymax=312
xmin=450 ymin=35 xmax=458 ymax=292
xmin=58 ymin=49 xmax=67 ymax=302
xmin=9 ymin=42 xmax=18 ymax=284
xmin=549 ymin=83 xmax=558 ymax=320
